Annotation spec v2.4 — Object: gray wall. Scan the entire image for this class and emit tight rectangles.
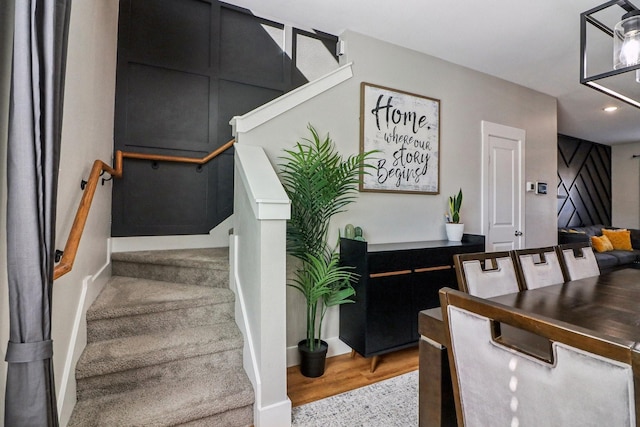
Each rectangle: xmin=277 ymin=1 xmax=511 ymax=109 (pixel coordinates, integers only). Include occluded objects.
xmin=234 ymin=30 xmax=559 ymax=359
xmin=339 ymin=31 xmax=558 ymax=246
xmin=612 ymin=142 xmax=640 ymax=229
xmin=0 ymin=0 xmax=15 ymax=420
xmin=52 ymin=2 xmax=119 ymax=423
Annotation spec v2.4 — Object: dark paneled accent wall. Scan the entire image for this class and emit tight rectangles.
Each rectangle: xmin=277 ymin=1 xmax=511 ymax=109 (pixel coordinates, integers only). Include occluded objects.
xmin=557 ymin=134 xmax=611 ymax=228
xmin=112 ymin=0 xmax=338 ymax=236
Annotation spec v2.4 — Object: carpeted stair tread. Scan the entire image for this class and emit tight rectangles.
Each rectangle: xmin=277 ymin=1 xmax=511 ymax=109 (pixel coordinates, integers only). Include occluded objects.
xmin=87 ymin=276 xmax=234 ymax=321
xmin=75 ymin=349 xmax=242 ymax=400
xmin=111 ymin=247 xmax=229 ymax=269
xmin=69 ymin=365 xmax=254 ymax=427
xmin=76 ymin=323 xmax=242 ymax=379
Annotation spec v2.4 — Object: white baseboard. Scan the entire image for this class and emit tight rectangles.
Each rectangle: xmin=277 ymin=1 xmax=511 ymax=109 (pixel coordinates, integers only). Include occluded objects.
xmin=229 ymin=234 xmax=260 ymax=396
xmin=110 ymin=217 xmax=233 ymax=252
xmin=254 ymin=398 xmax=292 ymax=427
xmin=110 ymin=234 xmax=219 ymax=252
xmin=57 ymin=245 xmax=111 ymax=423
xmin=286 ymin=337 xmax=352 ymax=367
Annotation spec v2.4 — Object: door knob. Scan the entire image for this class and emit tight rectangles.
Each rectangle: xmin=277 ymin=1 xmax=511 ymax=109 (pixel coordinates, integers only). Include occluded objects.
xmin=514 ymin=231 xmax=523 ymax=236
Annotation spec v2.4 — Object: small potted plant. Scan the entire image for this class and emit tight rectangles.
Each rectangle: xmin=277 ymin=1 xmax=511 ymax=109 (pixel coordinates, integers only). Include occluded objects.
xmin=445 ymin=188 xmax=464 ymax=241
xmin=279 ymin=125 xmax=374 ymax=377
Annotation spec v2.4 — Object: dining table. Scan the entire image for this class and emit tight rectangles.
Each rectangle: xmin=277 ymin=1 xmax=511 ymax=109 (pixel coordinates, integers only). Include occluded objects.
xmin=418 ymin=267 xmax=640 ymax=427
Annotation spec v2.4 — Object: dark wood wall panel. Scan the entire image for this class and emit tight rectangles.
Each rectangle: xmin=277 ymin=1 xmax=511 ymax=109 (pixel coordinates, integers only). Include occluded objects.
xmin=126 ymin=64 xmax=211 ymax=149
xmin=112 ymin=0 xmax=338 ymax=236
xmin=129 ymin=0 xmax=211 ymax=71
xmin=219 ymin=8 xmax=286 ymax=86
xmin=557 ymin=134 xmax=611 ymax=228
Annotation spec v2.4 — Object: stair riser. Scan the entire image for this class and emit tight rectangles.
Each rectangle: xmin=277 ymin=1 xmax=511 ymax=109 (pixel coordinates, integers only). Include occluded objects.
xmin=112 ymin=261 xmax=229 ymax=288
xmin=87 ymin=302 xmax=234 ymax=342
xmin=76 ymin=349 xmax=242 ymax=400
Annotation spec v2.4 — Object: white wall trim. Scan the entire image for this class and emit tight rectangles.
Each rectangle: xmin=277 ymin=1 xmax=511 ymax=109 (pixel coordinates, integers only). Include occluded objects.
xmin=57 ymin=241 xmax=112 ymax=417
xmin=234 ymin=145 xmax=290 ymax=221
xmin=230 ymin=62 xmax=353 ymax=136
xmin=111 ymin=220 xmax=232 ymax=253
xmin=231 ymin=234 xmax=293 ymax=426
xmin=254 ymin=399 xmax=293 ymax=427
xmin=111 ymin=235 xmax=217 ymax=253
xmin=229 ymin=235 xmax=264 ymax=422
xmin=233 ymin=145 xmax=291 ymax=426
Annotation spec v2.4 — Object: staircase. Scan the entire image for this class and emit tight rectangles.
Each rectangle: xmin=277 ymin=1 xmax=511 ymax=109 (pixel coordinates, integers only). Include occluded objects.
xmin=68 ymin=248 xmax=254 ymax=426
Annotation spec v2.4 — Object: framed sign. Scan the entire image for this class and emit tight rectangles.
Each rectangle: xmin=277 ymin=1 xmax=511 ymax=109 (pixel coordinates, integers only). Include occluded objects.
xmin=360 ymin=82 xmax=440 ymax=194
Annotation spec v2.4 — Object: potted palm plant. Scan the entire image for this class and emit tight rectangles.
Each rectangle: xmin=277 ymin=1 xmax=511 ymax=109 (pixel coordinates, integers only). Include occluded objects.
xmin=445 ymin=188 xmax=464 ymax=241
xmin=279 ymin=125 xmax=374 ymax=377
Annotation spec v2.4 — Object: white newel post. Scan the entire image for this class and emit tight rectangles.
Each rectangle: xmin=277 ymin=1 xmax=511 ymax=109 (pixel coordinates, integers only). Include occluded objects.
xmin=231 ymin=144 xmax=292 ymax=427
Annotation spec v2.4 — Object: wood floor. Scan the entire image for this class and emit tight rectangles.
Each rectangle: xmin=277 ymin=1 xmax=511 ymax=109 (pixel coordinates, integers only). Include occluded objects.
xmin=287 ymin=346 xmax=419 ymax=407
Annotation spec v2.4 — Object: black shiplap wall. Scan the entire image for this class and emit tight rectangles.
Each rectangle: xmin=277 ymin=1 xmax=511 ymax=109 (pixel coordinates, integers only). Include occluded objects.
xmin=557 ymin=134 xmax=611 ymax=228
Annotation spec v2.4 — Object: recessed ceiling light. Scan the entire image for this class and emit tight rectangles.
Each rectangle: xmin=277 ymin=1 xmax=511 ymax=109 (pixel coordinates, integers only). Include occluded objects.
xmin=603 ymin=106 xmax=619 ymax=112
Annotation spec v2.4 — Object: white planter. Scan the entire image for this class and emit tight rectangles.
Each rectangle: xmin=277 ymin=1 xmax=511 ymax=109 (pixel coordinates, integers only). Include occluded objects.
xmin=445 ymin=223 xmax=464 ymax=241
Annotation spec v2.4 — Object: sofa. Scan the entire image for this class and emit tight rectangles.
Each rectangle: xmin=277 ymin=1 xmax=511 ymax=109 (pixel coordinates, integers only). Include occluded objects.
xmin=558 ymin=224 xmax=640 ymax=272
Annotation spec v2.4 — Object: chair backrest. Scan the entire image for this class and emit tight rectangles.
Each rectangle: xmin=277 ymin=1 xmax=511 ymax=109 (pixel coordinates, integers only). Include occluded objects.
xmin=439 ymin=287 xmax=638 ymax=427
xmin=513 ymin=246 xmax=566 ymax=290
xmin=454 ymin=251 xmax=522 ymax=298
xmin=556 ymin=242 xmax=600 ymax=281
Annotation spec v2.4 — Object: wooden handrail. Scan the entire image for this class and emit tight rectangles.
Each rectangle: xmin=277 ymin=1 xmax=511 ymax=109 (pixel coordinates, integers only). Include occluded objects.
xmin=116 ymin=139 xmax=235 ymax=166
xmin=53 ymin=139 xmax=235 ymax=280
xmin=54 ymin=159 xmax=117 ymax=279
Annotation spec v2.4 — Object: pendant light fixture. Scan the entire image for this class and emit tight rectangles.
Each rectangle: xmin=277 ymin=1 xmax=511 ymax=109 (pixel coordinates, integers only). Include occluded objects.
xmin=581 ymin=0 xmax=640 ymax=108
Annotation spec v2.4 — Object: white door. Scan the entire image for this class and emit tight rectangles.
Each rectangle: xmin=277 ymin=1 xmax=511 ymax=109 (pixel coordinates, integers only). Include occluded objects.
xmin=481 ymin=121 xmax=524 ymax=251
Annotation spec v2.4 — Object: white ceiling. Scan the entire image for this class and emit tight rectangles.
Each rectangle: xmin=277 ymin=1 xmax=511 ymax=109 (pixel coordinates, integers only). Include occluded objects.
xmin=225 ymin=0 xmax=640 ymax=145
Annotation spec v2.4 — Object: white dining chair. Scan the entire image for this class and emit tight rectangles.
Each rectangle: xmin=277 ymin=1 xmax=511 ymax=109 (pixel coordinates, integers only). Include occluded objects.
xmin=557 ymin=242 xmax=600 ymax=281
xmin=439 ymin=287 xmax=638 ymax=427
xmin=454 ymin=251 xmax=522 ymax=298
xmin=513 ymin=247 xmax=566 ymax=290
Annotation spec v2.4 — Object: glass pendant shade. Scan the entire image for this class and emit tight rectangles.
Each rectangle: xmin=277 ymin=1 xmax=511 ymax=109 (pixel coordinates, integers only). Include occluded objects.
xmin=614 ymin=10 xmax=640 ymax=69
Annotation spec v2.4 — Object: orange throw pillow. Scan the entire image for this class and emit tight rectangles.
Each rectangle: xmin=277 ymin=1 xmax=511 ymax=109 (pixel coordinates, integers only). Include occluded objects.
xmin=601 ymin=228 xmax=633 ymax=251
xmin=591 ymin=235 xmax=613 ymax=252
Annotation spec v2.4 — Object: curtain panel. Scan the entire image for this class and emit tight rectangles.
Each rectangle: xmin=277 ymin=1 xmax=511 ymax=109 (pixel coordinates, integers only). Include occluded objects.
xmin=5 ymin=0 xmax=71 ymax=425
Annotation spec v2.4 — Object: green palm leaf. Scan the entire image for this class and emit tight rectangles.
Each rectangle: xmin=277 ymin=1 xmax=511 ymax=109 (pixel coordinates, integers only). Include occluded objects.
xmin=281 ymin=125 xmax=376 ymax=347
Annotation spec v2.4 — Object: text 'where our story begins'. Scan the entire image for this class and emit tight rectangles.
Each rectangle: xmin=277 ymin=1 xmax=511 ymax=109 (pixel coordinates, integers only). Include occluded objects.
xmin=369 ymin=93 xmax=437 ymax=189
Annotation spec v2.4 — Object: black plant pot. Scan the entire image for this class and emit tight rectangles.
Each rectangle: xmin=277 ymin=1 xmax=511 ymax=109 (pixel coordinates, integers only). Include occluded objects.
xmin=298 ymin=339 xmax=328 ymax=378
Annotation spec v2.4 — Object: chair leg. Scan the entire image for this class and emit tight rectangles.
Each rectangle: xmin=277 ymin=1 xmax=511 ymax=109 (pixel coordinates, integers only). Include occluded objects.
xmin=370 ymin=355 xmax=380 ymax=373
xmin=350 ymin=349 xmax=356 ymax=359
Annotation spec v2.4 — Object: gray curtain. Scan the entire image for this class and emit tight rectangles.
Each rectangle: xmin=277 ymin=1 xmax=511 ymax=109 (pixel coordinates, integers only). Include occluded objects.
xmin=5 ymin=0 xmax=71 ymax=425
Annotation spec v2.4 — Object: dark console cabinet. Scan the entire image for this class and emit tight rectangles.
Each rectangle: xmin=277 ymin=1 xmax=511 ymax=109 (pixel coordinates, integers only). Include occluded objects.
xmin=339 ymin=235 xmax=485 ymax=358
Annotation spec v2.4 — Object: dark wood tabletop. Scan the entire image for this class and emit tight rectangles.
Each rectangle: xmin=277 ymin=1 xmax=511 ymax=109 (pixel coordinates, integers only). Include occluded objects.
xmin=418 ymin=267 xmax=640 ymax=427
xmin=489 ymin=268 xmax=640 ymax=343
xmin=421 ymin=268 xmax=640 ymax=344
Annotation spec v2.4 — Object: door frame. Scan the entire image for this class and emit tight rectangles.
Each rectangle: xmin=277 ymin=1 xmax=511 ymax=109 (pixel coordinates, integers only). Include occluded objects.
xmin=481 ymin=120 xmax=525 ymax=250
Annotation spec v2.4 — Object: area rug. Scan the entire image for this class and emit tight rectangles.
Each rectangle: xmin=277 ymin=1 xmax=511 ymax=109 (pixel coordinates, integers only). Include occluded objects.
xmin=291 ymin=370 xmax=418 ymax=427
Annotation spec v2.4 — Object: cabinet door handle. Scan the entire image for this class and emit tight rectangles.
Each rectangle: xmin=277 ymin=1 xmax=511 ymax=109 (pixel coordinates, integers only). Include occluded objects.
xmin=414 ymin=265 xmax=452 ymax=273
xmin=370 ymin=270 xmax=412 ymax=278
